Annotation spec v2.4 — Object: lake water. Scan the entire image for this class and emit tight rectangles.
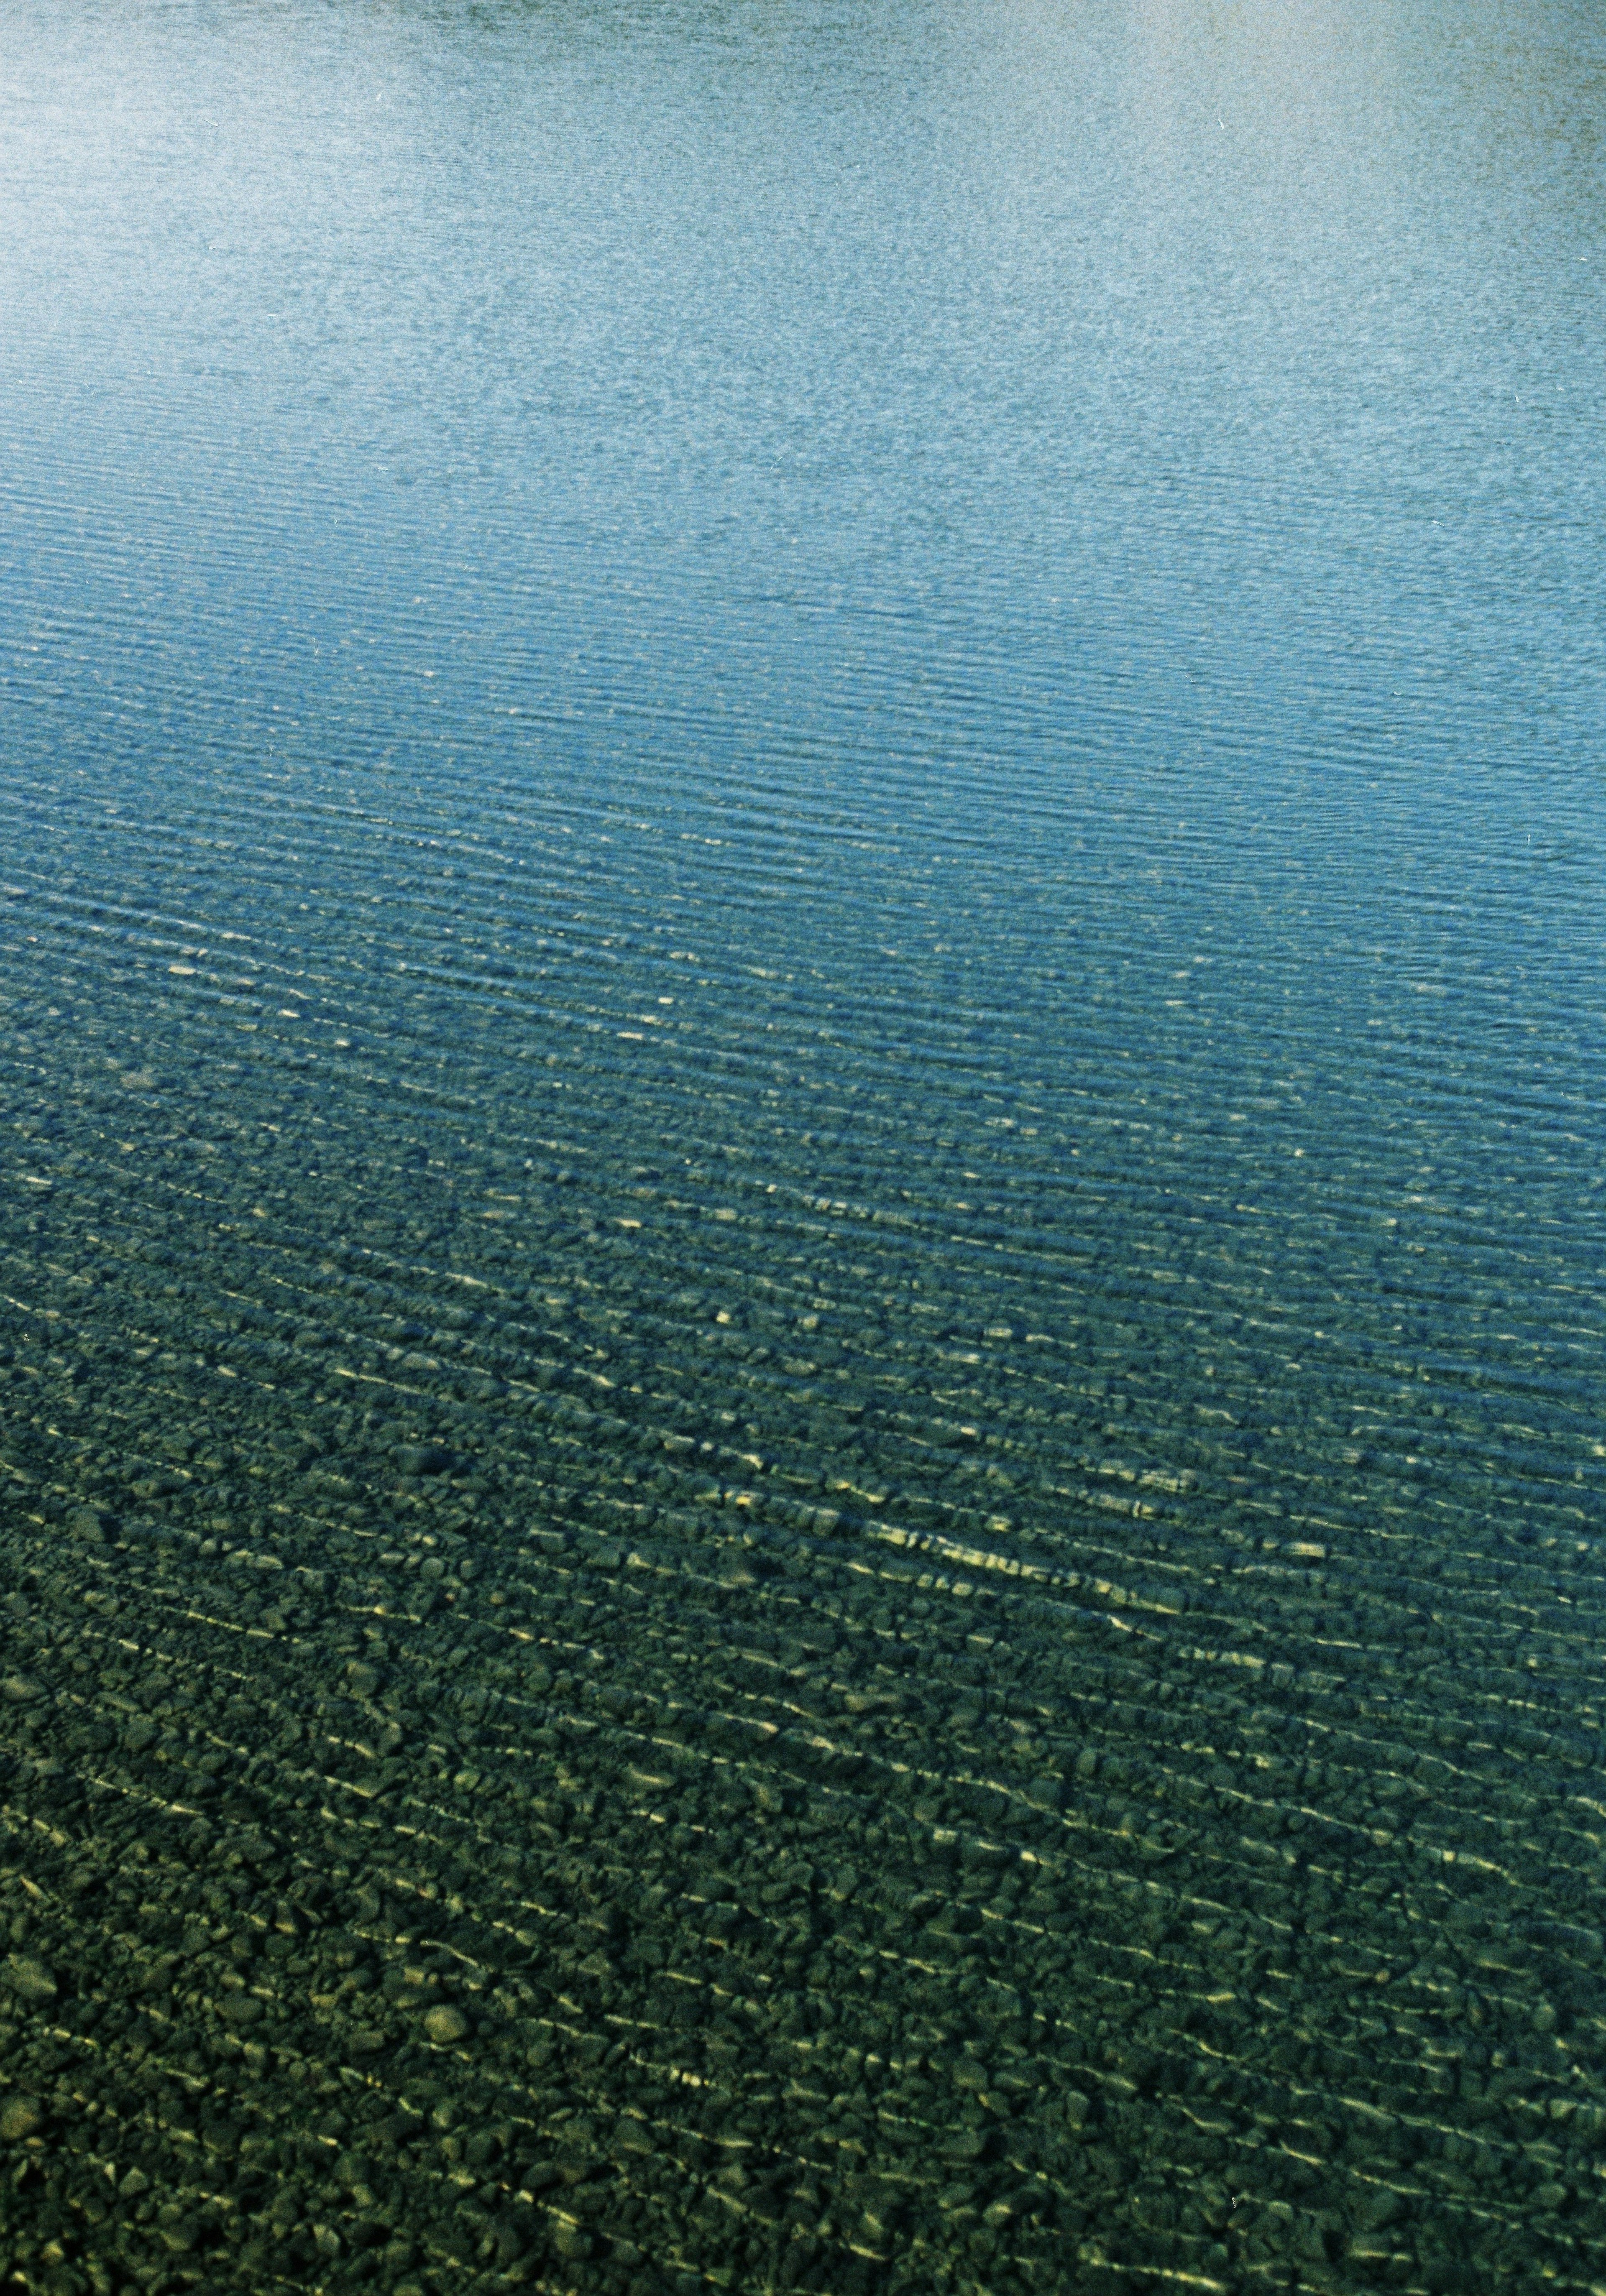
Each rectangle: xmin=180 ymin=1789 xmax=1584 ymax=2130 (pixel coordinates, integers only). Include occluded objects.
xmin=2 ymin=3 xmax=1604 ymax=2291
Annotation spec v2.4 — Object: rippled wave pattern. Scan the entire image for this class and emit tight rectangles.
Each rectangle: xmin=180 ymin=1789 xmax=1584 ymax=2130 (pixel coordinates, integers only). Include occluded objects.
xmin=2 ymin=3 xmax=1605 ymax=2293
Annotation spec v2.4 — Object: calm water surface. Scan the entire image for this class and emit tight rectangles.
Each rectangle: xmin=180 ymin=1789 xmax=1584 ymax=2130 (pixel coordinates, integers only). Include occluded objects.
xmin=1 ymin=4 xmax=1604 ymax=2292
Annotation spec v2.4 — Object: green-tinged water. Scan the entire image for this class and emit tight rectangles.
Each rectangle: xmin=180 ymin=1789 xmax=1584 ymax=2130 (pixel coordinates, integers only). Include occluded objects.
xmin=2 ymin=3 xmax=1605 ymax=2293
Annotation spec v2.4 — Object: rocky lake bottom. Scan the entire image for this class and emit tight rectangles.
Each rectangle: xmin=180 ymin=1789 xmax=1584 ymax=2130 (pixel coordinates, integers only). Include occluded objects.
xmin=3 ymin=1 xmax=1605 ymax=2290
xmin=2 ymin=833 xmax=1604 ymax=2296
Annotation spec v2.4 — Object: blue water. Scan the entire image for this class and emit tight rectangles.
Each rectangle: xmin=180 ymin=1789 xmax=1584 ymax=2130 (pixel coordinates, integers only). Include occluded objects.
xmin=2 ymin=4 xmax=1604 ymax=2292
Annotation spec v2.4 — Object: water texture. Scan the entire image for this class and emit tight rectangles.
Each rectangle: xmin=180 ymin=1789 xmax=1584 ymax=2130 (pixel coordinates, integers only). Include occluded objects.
xmin=2 ymin=2 xmax=1604 ymax=2291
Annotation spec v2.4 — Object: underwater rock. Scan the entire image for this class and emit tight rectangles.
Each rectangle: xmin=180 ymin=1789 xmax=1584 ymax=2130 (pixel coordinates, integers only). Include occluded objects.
xmin=0 ymin=2095 xmax=42 ymax=2140
xmin=3 ymin=1956 xmax=57 ymax=2005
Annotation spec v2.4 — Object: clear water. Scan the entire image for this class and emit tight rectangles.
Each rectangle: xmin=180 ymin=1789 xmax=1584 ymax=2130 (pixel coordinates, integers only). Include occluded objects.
xmin=2 ymin=3 xmax=1604 ymax=2291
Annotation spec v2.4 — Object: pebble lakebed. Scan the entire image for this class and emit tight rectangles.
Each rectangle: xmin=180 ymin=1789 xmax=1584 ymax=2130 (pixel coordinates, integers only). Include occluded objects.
xmin=1 ymin=782 xmax=1604 ymax=2296
xmin=3 ymin=1 xmax=1605 ymax=2290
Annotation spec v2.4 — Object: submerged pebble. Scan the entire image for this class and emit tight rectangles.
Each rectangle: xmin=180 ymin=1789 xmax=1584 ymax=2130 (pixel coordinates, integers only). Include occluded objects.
xmin=0 ymin=2095 xmax=41 ymax=2141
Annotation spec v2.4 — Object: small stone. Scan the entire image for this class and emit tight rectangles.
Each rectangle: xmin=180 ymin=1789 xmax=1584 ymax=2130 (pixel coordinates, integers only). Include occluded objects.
xmin=65 ymin=1505 xmax=109 ymax=1541
xmin=0 ymin=1676 xmax=41 ymax=1705
xmin=424 ymin=2005 xmax=469 ymax=2044
xmin=941 ymin=2125 xmax=993 ymax=2163
xmin=396 ymin=1444 xmax=450 ymax=1477
xmin=4 ymin=1955 xmax=57 ymax=2005
xmin=0 ymin=2095 xmax=42 ymax=2140
xmin=346 ymin=1662 xmax=381 ymax=1698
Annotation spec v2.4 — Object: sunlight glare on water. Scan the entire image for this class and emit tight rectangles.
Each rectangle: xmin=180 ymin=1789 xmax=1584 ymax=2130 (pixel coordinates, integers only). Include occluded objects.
xmin=0 ymin=2 xmax=1603 ymax=2291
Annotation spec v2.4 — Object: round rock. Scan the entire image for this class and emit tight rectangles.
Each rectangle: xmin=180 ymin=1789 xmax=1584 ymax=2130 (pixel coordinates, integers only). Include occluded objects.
xmin=0 ymin=2095 xmax=42 ymax=2141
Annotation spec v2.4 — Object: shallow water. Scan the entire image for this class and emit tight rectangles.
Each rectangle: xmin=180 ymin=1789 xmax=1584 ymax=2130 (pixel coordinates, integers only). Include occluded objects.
xmin=2 ymin=2 xmax=1605 ymax=2291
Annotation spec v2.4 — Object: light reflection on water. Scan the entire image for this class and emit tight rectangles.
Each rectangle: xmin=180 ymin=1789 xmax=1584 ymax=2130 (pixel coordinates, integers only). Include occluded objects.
xmin=0 ymin=2 xmax=1603 ymax=2290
